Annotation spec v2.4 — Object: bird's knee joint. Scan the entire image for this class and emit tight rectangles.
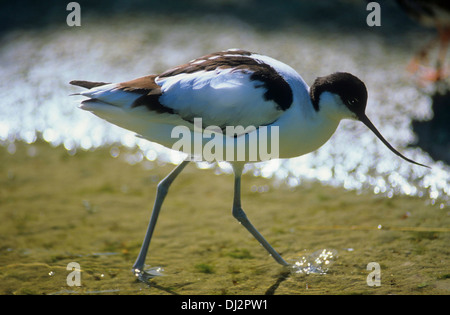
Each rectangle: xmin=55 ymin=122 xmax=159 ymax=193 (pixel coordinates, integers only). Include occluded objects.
xmin=232 ymin=207 xmax=248 ymax=222
xmin=156 ymin=181 xmax=169 ymax=196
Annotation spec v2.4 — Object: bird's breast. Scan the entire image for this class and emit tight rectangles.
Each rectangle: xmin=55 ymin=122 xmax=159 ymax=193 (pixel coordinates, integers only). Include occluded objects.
xmin=275 ymin=104 xmax=341 ymax=159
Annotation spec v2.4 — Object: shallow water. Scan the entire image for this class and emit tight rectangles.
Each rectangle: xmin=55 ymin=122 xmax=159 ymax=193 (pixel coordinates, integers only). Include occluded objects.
xmin=0 ymin=5 xmax=448 ymax=205
xmin=1 ymin=141 xmax=449 ymax=295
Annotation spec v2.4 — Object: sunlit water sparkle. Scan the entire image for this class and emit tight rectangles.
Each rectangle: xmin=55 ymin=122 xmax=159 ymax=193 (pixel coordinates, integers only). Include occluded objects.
xmin=290 ymin=249 xmax=338 ymax=275
xmin=0 ymin=16 xmax=448 ymax=205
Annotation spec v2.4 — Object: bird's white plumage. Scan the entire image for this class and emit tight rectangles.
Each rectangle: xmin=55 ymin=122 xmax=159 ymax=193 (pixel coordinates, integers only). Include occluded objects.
xmin=79 ymin=83 xmax=139 ymax=108
xmin=73 ymin=50 xmax=343 ymax=161
xmin=156 ymin=68 xmax=280 ymax=129
xmin=78 ymin=51 xmax=308 ymax=125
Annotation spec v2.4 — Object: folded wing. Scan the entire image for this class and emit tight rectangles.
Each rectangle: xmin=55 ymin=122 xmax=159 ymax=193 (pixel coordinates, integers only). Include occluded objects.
xmin=70 ymin=49 xmax=294 ymax=135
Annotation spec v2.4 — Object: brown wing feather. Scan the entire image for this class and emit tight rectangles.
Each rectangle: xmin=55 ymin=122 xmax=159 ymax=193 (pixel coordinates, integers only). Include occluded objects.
xmin=118 ymin=75 xmax=173 ymax=114
xmin=118 ymin=75 xmax=161 ymax=93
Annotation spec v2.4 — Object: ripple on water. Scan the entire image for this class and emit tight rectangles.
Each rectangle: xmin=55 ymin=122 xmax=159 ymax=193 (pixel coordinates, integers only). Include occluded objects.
xmin=290 ymin=249 xmax=339 ymax=275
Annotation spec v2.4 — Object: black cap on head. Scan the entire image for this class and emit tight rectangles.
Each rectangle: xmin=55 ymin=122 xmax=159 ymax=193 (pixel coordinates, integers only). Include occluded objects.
xmin=310 ymin=72 xmax=368 ymax=115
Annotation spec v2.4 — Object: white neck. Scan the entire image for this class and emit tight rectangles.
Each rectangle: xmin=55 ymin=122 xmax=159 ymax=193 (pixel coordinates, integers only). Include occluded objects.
xmin=274 ymin=92 xmax=342 ymax=159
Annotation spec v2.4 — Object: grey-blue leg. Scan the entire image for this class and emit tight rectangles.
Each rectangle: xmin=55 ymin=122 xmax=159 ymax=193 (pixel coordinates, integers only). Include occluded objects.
xmin=132 ymin=159 xmax=190 ymax=277
xmin=231 ymin=164 xmax=289 ymax=266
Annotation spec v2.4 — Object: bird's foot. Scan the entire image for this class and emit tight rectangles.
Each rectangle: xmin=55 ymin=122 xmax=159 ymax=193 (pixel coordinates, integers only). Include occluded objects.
xmin=132 ymin=266 xmax=165 ymax=282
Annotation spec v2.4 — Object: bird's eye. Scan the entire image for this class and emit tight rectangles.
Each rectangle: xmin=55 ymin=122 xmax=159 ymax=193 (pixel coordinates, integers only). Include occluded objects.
xmin=347 ymin=98 xmax=358 ymax=106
